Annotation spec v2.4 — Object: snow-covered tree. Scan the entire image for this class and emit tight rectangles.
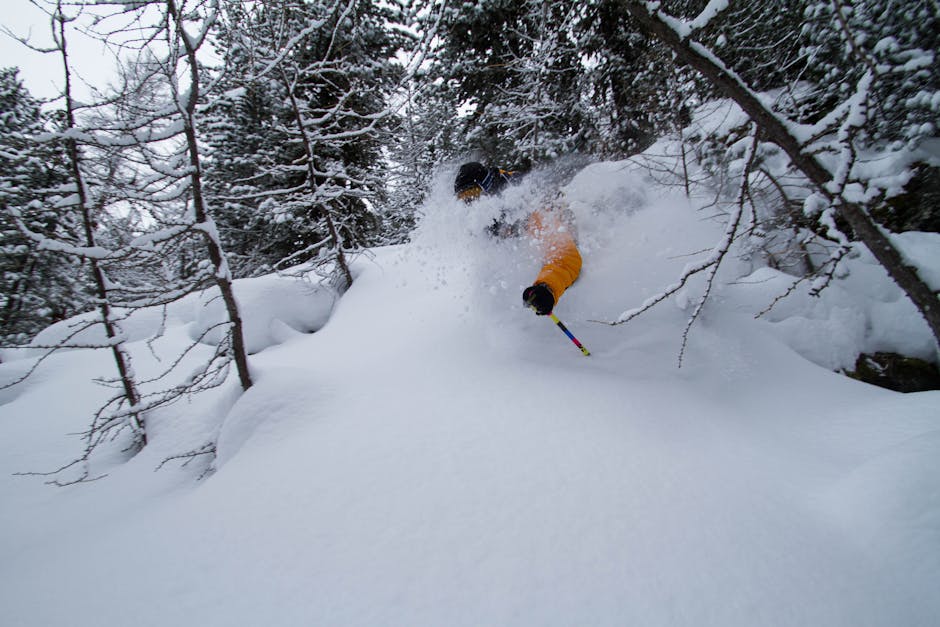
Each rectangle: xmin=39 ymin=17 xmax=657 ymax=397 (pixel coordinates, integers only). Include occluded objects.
xmin=620 ymin=0 xmax=940 ymax=349
xmin=1 ymin=6 xmax=148 ymax=473
xmin=208 ymin=0 xmax=405 ymax=286
xmin=201 ymin=3 xmax=300 ymax=277
xmin=380 ymin=78 xmax=459 ymax=243
xmin=470 ymin=1 xmax=593 ymax=166
xmin=99 ymin=0 xmax=253 ymax=392
xmin=432 ymin=0 xmax=594 ymax=166
xmin=575 ymin=0 xmax=702 ymax=156
xmin=0 ymin=0 xmax=266 ymax=481
xmin=376 ymin=0 xmax=453 ymax=242
xmin=0 ymin=68 xmax=89 ymax=344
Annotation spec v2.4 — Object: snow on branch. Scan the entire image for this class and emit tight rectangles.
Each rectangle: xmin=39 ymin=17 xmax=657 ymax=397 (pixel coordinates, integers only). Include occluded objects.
xmin=595 ymin=124 xmax=760 ymax=366
xmin=622 ymin=0 xmax=940 ymax=349
xmin=642 ymin=0 xmax=730 ymax=40
xmin=251 ymin=5 xmax=334 ymax=80
xmin=179 ymin=0 xmax=219 ymax=51
xmin=10 ymin=206 xmax=116 ymax=260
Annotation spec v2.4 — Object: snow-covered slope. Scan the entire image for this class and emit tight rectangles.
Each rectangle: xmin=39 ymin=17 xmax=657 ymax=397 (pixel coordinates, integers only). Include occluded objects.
xmin=1 ymin=159 xmax=938 ymax=626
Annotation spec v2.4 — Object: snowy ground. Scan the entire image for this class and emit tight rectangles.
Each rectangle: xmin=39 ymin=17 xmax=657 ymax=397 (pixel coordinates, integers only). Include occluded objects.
xmin=1 ymin=158 xmax=939 ymax=626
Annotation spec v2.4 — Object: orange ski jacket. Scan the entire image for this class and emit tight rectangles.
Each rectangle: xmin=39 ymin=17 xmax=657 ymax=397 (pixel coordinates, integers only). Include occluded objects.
xmin=465 ymin=165 xmax=581 ymax=305
xmin=526 ymin=208 xmax=582 ymax=303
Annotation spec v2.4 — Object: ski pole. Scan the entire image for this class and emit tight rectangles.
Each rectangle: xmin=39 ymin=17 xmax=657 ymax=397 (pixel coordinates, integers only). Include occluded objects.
xmin=549 ymin=312 xmax=591 ymax=356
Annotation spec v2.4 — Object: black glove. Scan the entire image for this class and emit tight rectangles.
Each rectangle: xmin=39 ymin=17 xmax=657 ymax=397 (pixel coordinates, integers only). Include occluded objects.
xmin=522 ymin=283 xmax=555 ymax=315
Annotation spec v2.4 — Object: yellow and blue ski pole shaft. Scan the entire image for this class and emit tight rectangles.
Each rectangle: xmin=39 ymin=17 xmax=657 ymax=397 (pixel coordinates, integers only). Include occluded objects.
xmin=548 ymin=312 xmax=591 ymax=356
xmin=525 ymin=290 xmax=591 ymax=356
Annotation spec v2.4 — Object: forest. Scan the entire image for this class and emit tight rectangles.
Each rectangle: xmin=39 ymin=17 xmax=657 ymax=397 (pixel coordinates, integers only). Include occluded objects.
xmin=1 ymin=0 xmax=938 ymax=464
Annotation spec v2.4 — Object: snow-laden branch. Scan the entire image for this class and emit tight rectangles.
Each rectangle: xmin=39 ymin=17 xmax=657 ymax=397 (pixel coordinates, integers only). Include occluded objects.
xmin=621 ymin=0 xmax=940 ymax=348
xmin=642 ymin=0 xmax=730 ymax=40
xmin=250 ymin=1 xmax=337 ymax=80
xmin=34 ymin=119 xmax=187 ymax=148
xmin=272 ymin=235 xmax=334 ymax=271
xmin=594 ymin=124 xmax=759 ymax=369
xmin=9 ymin=207 xmax=114 ymax=260
xmin=210 ymin=182 xmax=309 ymax=203
xmin=827 ymin=70 xmax=873 ymax=200
xmin=678 ymin=128 xmax=759 ymax=365
xmin=179 ymin=0 xmax=219 ymax=51
xmin=397 ymin=0 xmax=446 ymax=78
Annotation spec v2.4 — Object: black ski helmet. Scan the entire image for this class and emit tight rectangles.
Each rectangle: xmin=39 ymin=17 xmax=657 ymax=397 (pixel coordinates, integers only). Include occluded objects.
xmin=454 ymin=162 xmax=490 ymax=196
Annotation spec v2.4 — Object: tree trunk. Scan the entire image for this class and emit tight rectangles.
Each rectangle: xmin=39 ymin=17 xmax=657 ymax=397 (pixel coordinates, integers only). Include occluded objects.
xmin=282 ymin=69 xmax=354 ymax=291
xmin=170 ymin=0 xmax=252 ymax=391
xmin=621 ymin=1 xmax=940 ymax=348
xmin=57 ymin=8 xmax=145 ymax=446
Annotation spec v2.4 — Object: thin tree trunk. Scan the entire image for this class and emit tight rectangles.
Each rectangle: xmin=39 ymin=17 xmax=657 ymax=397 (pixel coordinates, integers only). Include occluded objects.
xmin=168 ymin=0 xmax=252 ymax=391
xmin=57 ymin=7 xmax=145 ymax=445
xmin=622 ymin=1 xmax=940 ymax=348
xmin=282 ymin=76 xmax=354 ymax=290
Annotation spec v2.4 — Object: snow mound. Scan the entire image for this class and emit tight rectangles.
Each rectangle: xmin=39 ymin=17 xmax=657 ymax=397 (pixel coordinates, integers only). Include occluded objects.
xmin=7 ymin=298 xmax=197 ymax=360
xmin=188 ymin=275 xmax=335 ymax=354
xmin=824 ymin=411 xmax=940 ymax=590
xmin=729 ymin=240 xmax=937 ymax=370
xmin=5 ymin=274 xmax=337 ymax=362
xmin=563 ymin=160 xmax=649 ymax=218
xmin=214 ymin=367 xmax=329 ymax=468
xmin=2 ymin=149 xmax=939 ymax=626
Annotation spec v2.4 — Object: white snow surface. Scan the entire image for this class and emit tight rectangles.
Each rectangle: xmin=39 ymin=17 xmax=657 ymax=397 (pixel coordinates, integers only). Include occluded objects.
xmin=1 ymin=158 xmax=939 ymax=627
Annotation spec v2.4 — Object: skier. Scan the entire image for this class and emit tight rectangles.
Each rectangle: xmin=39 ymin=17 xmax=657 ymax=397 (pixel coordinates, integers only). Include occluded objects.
xmin=453 ymin=161 xmax=582 ymax=315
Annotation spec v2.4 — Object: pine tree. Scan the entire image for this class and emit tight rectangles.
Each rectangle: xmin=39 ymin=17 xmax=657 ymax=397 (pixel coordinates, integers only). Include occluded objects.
xmin=0 ymin=67 xmax=89 ymax=344
xmin=470 ymin=1 xmax=593 ymax=166
xmin=377 ymin=0 xmax=460 ymax=236
xmin=381 ymin=79 xmax=461 ymax=243
xmin=208 ymin=0 xmax=405 ymax=282
xmin=433 ymin=0 xmax=593 ymax=166
xmin=799 ymin=0 xmax=939 ymax=146
xmin=574 ymin=0 xmax=709 ymax=157
xmin=576 ymin=0 xmax=658 ymax=154
xmin=202 ymin=4 xmax=299 ymax=277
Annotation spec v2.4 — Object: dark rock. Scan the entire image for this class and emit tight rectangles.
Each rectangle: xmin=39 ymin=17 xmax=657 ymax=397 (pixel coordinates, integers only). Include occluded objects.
xmin=847 ymin=352 xmax=940 ymax=393
xmin=873 ymin=164 xmax=940 ymax=234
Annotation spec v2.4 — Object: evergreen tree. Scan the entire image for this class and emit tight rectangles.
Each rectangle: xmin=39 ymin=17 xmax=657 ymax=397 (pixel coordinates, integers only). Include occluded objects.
xmin=799 ymin=0 xmax=939 ymax=146
xmin=0 ymin=67 xmax=89 ymax=344
xmin=378 ymin=0 xmax=459 ymax=236
xmin=434 ymin=0 xmax=593 ymax=166
xmin=202 ymin=4 xmax=299 ymax=277
xmin=469 ymin=1 xmax=593 ymax=166
xmin=575 ymin=0 xmax=714 ymax=157
xmin=281 ymin=0 xmax=399 ymax=252
xmin=207 ymin=0 xmax=405 ymax=279
xmin=575 ymin=1 xmax=660 ymax=154
xmin=381 ymin=77 xmax=462 ymax=243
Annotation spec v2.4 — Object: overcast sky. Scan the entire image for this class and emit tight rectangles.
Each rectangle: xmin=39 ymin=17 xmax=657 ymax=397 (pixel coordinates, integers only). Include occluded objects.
xmin=2 ymin=0 xmax=120 ymax=102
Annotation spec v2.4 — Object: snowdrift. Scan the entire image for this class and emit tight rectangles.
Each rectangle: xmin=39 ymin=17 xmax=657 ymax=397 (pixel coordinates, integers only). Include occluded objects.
xmin=1 ymin=149 xmax=938 ymax=625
